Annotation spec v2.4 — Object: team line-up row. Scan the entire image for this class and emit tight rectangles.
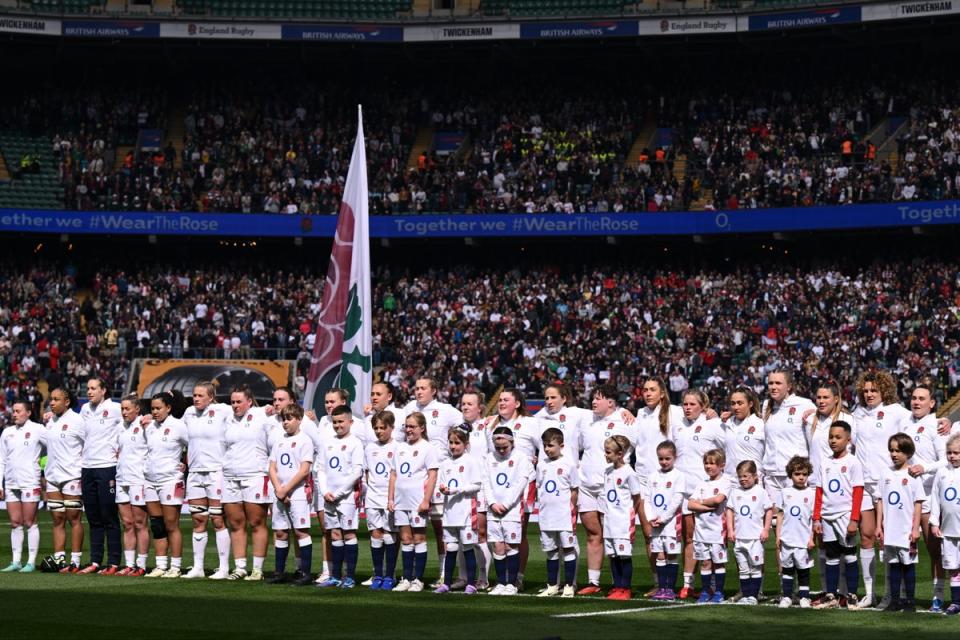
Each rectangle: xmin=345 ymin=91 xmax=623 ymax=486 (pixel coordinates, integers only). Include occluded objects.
xmin=1 ymin=373 xmax=960 ymax=613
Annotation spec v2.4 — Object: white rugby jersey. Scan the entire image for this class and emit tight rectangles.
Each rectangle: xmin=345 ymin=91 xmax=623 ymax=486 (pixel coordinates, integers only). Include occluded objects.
xmin=44 ymin=409 xmax=86 ymax=483
xmin=1 ymin=420 xmax=46 ymax=489
xmin=807 ymin=411 xmax=854 ymax=486
xmin=80 ymin=398 xmax=122 ymax=469
xmin=929 ymin=466 xmax=960 ymax=537
xmin=392 ymin=438 xmax=439 ymax=510
xmin=601 ymin=464 xmax=643 ymax=539
xmin=115 ymin=420 xmax=148 ymax=485
xmin=536 ymin=454 xmax=579 ymax=532
xmin=438 ymin=454 xmax=483 ymax=528
xmin=270 ymin=431 xmax=314 ymax=501
xmin=364 ymin=438 xmax=397 ymax=509
xmin=817 ymin=453 xmax=864 ymax=519
xmin=483 ymin=448 xmax=533 ymax=523
xmin=778 ymin=485 xmax=816 ymax=548
xmin=878 ymin=465 xmax=924 ymax=548
xmin=535 ymin=405 xmax=593 ymax=460
xmin=763 ymin=394 xmax=816 ymax=477
xmin=642 ymin=467 xmax=686 ymax=524
xmin=222 ymin=407 xmax=271 ymax=479
xmin=578 ymin=412 xmax=639 ymax=492
xmin=636 ymin=404 xmax=683 ymax=481
xmin=489 ymin=415 xmax=542 ymax=462
xmin=902 ymin=413 xmax=953 ymax=493
xmin=690 ymin=477 xmax=730 ymax=544
xmin=466 ymin=419 xmax=492 ymax=464
xmin=402 ymin=399 xmax=463 ymax=462
xmin=318 ymin=433 xmax=364 ymax=500
xmin=182 ymin=402 xmax=231 ymax=473
xmin=672 ymin=415 xmax=725 ymax=488
xmin=721 ymin=414 xmax=765 ymax=480
xmin=144 ymin=417 xmax=189 ymax=484
xmin=853 ymin=403 xmax=910 ymax=483
xmin=728 ymin=484 xmax=774 ymax=540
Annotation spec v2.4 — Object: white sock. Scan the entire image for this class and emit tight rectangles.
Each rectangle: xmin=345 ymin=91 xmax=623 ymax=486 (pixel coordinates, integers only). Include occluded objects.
xmin=137 ymin=553 xmax=148 ymax=569
xmin=438 ymin=553 xmax=446 ymax=580
xmin=253 ymin=556 xmax=265 ymax=571
xmin=860 ymin=548 xmax=875 ymax=599
xmin=588 ymin=568 xmax=601 ymax=585
xmin=55 ymin=551 xmax=66 ymax=561
xmin=193 ymin=532 xmax=209 ymax=568
xmin=215 ymin=529 xmax=230 ymax=571
xmin=235 ymin=557 xmax=247 ymax=571
xmin=26 ymin=524 xmax=39 ymax=564
xmin=156 ymin=555 xmax=169 ymax=570
xmin=124 ymin=550 xmax=136 ymax=568
xmin=683 ymin=572 xmax=693 ymax=588
xmin=171 ymin=557 xmax=182 ymax=570
xmin=477 ymin=543 xmax=491 ymax=581
xmin=10 ymin=526 xmax=23 ymax=564
xmin=71 ymin=552 xmax=82 ymax=565
xmin=322 ymin=560 xmax=330 ymax=575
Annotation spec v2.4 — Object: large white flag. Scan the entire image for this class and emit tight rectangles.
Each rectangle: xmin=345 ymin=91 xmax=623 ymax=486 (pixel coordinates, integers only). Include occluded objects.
xmin=304 ymin=106 xmax=372 ymax=419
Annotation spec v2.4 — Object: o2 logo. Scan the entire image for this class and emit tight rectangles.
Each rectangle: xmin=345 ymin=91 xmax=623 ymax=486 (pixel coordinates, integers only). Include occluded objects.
xmin=827 ymin=478 xmax=843 ymax=495
xmin=375 ymin=461 xmax=388 ymax=477
xmin=887 ymin=490 xmax=903 ymax=511
xmin=653 ymin=494 xmax=666 ymax=509
xmin=280 ymin=453 xmax=292 ymax=469
xmin=496 ymin=472 xmax=510 ymax=488
xmin=544 ymin=480 xmax=559 ymax=496
xmin=789 ymin=505 xmax=802 ymax=518
xmin=328 ymin=456 xmax=341 ymax=472
xmin=606 ymin=488 xmax=620 ymax=506
xmin=944 ymin=487 xmax=960 ymax=505
xmin=399 ymin=461 xmax=412 ymax=478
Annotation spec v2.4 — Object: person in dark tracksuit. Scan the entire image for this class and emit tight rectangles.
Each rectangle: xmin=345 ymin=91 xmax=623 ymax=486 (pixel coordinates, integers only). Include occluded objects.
xmin=77 ymin=378 xmax=123 ymax=574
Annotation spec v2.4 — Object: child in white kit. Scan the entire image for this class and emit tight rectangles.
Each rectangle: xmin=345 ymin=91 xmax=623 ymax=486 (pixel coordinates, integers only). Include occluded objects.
xmin=931 ymin=432 xmax=960 ymax=616
xmin=776 ymin=456 xmax=816 ymax=608
xmin=435 ymin=424 xmax=482 ymax=594
xmin=535 ymin=427 xmax=579 ymax=598
xmin=643 ymin=441 xmax=686 ymax=601
xmin=726 ymin=460 xmax=773 ymax=605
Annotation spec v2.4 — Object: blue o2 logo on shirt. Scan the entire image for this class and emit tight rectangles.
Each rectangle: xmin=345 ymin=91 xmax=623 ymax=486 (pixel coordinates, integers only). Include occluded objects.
xmin=375 ymin=462 xmax=388 ymax=476
xmin=280 ymin=453 xmax=292 ymax=468
xmin=496 ymin=472 xmax=510 ymax=487
xmin=945 ymin=487 xmax=960 ymax=504
xmin=827 ymin=478 xmax=843 ymax=495
xmin=328 ymin=456 xmax=341 ymax=471
xmin=447 ymin=478 xmax=459 ymax=489
xmin=739 ymin=505 xmax=751 ymax=517
xmin=887 ymin=490 xmax=902 ymax=510
xmin=399 ymin=462 xmax=412 ymax=477
xmin=606 ymin=489 xmax=620 ymax=506
xmin=789 ymin=505 xmax=802 ymax=518
xmin=544 ymin=480 xmax=559 ymax=496
xmin=653 ymin=494 xmax=666 ymax=508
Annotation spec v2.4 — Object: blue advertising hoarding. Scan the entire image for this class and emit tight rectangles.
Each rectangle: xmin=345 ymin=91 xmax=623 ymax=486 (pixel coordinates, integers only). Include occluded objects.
xmin=0 ymin=202 xmax=958 ymax=238
xmin=280 ymin=24 xmax=402 ymax=42
xmin=62 ymin=20 xmax=161 ymax=38
xmin=519 ymin=20 xmax=639 ymax=39
xmin=748 ymin=6 xmax=862 ymax=30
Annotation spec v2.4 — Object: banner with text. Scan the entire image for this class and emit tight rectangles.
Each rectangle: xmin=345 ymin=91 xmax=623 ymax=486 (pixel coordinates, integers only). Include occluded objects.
xmin=62 ymin=20 xmax=160 ymax=38
xmin=862 ymin=0 xmax=960 ymax=21
xmin=639 ymin=16 xmax=736 ymax=36
xmin=281 ymin=23 xmax=402 ymax=41
xmin=519 ymin=20 xmax=638 ymax=39
xmin=160 ymin=21 xmax=281 ymax=39
xmin=747 ymin=6 xmax=862 ymax=30
xmin=0 ymin=16 xmax=60 ymax=36
xmin=403 ymin=23 xmax=520 ymax=42
xmin=2 ymin=202 xmax=960 ymax=237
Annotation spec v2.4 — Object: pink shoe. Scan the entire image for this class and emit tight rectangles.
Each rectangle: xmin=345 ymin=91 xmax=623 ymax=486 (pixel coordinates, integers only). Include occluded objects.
xmin=434 ymin=584 xmax=451 ymax=594
xmin=464 ymin=585 xmax=478 ymax=595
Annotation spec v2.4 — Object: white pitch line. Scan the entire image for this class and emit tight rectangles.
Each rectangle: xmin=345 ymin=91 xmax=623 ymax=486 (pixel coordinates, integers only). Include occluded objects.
xmin=553 ymin=603 xmax=700 ymax=618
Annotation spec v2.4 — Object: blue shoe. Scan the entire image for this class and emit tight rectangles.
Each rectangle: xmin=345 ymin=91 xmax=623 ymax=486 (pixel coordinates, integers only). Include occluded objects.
xmin=370 ymin=576 xmax=383 ymax=590
xmin=381 ymin=576 xmax=395 ymax=591
xmin=19 ymin=563 xmax=36 ymax=573
xmin=316 ymin=577 xmax=342 ymax=588
xmin=930 ymin=597 xmax=943 ymax=613
xmin=339 ymin=577 xmax=355 ymax=589
xmin=697 ymin=590 xmax=713 ymax=604
xmin=1 ymin=562 xmax=22 ymax=573
xmin=710 ymin=592 xmax=725 ymax=604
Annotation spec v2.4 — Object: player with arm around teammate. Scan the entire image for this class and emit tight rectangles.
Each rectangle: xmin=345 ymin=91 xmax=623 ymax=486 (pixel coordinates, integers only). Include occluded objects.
xmin=363 ymin=411 xmax=399 ymax=590
xmin=114 ymin=394 xmax=149 ymax=576
xmin=43 ymin=387 xmax=86 ymax=573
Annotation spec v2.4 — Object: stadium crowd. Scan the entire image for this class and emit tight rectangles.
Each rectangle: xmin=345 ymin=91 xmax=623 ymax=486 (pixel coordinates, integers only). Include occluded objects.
xmin=3 ymin=71 xmax=959 ymax=215
xmin=2 ymin=254 xmax=960 ymax=426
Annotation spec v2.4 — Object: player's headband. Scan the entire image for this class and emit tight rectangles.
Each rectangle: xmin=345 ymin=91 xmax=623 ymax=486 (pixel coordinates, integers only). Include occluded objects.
xmin=492 ymin=426 xmax=514 ymax=440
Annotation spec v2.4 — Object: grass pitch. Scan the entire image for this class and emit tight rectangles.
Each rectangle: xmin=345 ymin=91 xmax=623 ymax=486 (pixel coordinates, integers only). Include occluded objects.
xmin=0 ymin=513 xmax=956 ymax=639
